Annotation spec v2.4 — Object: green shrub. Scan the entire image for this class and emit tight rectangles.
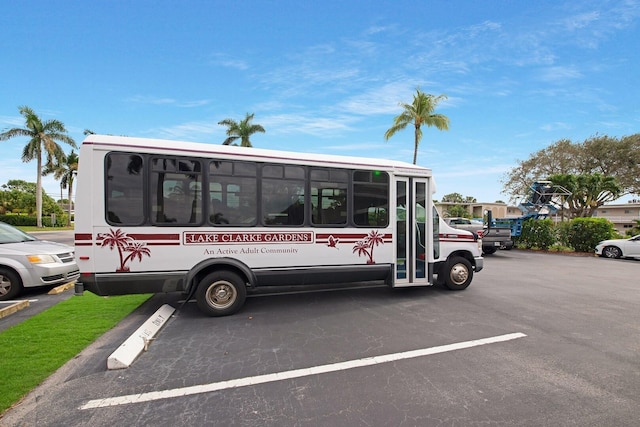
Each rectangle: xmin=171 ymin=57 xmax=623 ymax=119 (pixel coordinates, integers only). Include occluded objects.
xmin=519 ymin=218 xmax=556 ymax=249
xmin=563 ymin=217 xmax=617 ymax=252
xmin=0 ymin=214 xmax=68 ymax=227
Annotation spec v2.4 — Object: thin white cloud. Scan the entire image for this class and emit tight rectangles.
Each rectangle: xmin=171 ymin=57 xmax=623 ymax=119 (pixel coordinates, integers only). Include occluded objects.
xmin=0 ymin=115 xmax=24 ymax=127
xmin=125 ymin=95 xmax=210 ymax=108
xmin=338 ymin=82 xmax=419 ymax=116
xmin=146 ymin=121 xmax=219 ymax=141
xmin=176 ymin=100 xmax=210 ymax=108
xmin=564 ymin=11 xmax=600 ymax=30
xmin=260 ymin=113 xmax=356 ymax=137
xmin=126 ymin=95 xmax=176 ymax=105
xmin=538 ymin=66 xmax=583 ymax=83
xmin=208 ymin=53 xmax=249 ymax=70
xmin=321 ymin=142 xmax=388 ymax=151
xmin=540 ymin=122 xmax=573 ymax=132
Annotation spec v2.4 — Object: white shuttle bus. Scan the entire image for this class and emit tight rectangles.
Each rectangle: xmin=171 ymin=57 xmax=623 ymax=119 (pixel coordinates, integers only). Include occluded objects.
xmin=74 ymin=135 xmax=483 ymax=316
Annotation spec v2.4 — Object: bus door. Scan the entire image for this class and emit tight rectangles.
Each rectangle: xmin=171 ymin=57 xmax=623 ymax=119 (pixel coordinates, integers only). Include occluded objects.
xmin=395 ymin=177 xmax=430 ymax=285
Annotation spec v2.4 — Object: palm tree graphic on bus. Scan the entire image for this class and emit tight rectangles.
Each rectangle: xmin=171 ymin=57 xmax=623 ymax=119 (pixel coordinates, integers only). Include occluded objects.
xmin=97 ymin=228 xmax=151 ymax=272
xmin=352 ymin=230 xmax=384 ymax=264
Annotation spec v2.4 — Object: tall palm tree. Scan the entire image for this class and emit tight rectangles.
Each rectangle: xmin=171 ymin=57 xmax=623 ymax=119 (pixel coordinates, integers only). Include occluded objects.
xmin=384 ymin=88 xmax=450 ymax=164
xmin=43 ymin=150 xmax=79 ymax=226
xmin=218 ymin=113 xmax=265 ymax=147
xmin=0 ymin=106 xmax=76 ymax=227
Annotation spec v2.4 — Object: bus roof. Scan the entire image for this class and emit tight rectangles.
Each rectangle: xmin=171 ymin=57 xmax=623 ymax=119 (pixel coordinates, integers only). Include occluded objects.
xmin=81 ymin=135 xmax=432 ymax=177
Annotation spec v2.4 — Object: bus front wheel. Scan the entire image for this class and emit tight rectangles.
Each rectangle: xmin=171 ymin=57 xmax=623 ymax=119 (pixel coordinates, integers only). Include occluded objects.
xmin=195 ymin=271 xmax=247 ymax=316
xmin=443 ymin=256 xmax=473 ymax=290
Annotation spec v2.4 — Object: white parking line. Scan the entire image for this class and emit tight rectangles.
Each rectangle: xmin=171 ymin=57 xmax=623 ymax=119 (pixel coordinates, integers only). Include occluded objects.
xmin=80 ymin=332 xmax=526 ymax=410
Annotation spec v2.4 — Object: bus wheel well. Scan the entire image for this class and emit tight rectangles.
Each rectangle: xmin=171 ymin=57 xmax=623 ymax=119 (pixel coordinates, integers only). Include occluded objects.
xmin=434 ymin=251 xmax=476 ymax=286
xmin=190 ymin=264 xmax=250 ymax=293
xmin=195 ymin=269 xmax=247 ymax=317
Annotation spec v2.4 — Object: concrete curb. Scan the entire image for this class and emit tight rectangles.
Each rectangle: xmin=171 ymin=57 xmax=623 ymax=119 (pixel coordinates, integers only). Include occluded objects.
xmin=107 ymin=304 xmax=176 ymax=370
xmin=47 ymin=280 xmax=76 ymax=295
xmin=0 ymin=300 xmax=30 ymax=319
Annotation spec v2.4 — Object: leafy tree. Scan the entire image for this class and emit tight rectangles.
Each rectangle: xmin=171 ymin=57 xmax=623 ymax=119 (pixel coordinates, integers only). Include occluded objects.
xmin=578 ymin=134 xmax=640 ymax=196
xmin=502 ymin=134 xmax=640 ymax=201
xmin=0 ymin=180 xmax=62 ymax=218
xmin=1 ymin=180 xmax=36 ymax=214
xmin=626 ymin=220 xmax=640 ymax=237
xmin=446 ymin=205 xmax=470 ymax=218
xmin=440 ymin=193 xmax=476 ymax=218
xmin=549 ymin=173 xmax=621 ymax=217
xmin=384 ymin=88 xmax=450 ymax=164
xmin=441 ymin=192 xmax=464 ymax=203
xmin=43 ymin=150 xmax=78 ymax=226
xmin=218 ymin=113 xmax=265 ymax=147
xmin=0 ymin=106 xmax=76 ymax=227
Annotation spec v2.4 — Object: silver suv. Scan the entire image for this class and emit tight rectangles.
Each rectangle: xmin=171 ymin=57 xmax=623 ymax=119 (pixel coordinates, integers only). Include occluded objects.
xmin=0 ymin=222 xmax=80 ymax=300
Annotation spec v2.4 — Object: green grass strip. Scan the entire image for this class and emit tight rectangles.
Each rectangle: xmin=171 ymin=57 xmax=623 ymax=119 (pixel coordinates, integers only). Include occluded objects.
xmin=0 ymin=293 xmax=151 ymax=415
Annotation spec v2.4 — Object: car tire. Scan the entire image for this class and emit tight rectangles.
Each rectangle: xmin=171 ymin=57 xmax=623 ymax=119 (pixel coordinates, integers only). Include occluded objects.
xmin=0 ymin=268 xmax=23 ymax=301
xmin=602 ymin=246 xmax=622 ymax=259
xmin=483 ymin=247 xmax=497 ymax=255
xmin=195 ymin=270 xmax=247 ymax=317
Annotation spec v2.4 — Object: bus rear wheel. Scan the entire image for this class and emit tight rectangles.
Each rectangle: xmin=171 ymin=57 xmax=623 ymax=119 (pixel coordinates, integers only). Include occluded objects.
xmin=443 ymin=256 xmax=473 ymax=290
xmin=195 ymin=271 xmax=247 ymax=317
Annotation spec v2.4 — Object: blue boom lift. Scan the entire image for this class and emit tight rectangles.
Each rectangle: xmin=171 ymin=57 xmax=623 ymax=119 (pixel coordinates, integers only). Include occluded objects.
xmin=495 ymin=181 xmax=571 ymax=238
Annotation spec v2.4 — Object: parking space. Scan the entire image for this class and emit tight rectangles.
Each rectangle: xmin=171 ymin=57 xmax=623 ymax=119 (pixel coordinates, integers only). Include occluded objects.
xmin=2 ymin=251 xmax=639 ymax=426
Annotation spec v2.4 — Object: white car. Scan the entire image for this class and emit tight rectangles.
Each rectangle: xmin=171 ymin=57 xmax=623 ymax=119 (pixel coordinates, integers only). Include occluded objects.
xmin=595 ymin=234 xmax=640 ymax=259
xmin=0 ymin=222 xmax=80 ymax=300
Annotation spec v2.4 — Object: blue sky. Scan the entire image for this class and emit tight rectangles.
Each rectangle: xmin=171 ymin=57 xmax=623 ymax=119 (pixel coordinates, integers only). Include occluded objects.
xmin=1 ymin=0 xmax=639 ymax=204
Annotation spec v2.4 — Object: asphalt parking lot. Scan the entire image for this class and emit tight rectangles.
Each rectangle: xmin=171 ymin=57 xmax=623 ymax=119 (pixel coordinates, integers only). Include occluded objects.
xmin=2 ymin=250 xmax=639 ymax=426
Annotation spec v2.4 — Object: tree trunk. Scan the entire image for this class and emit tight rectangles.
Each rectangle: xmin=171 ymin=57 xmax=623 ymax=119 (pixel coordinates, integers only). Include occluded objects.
xmin=36 ymin=153 xmax=43 ymax=228
xmin=67 ymin=180 xmax=73 ymax=227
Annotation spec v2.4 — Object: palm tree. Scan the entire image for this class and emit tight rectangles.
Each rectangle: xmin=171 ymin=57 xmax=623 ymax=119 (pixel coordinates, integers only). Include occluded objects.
xmin=218 ymin=113 xmax=265 ymax=147
xmin=0 ymin=106 xmax=76 ymax=227
xmin=549 ymin=173 xmax=621 ymax=218
xmin=97 ymin=228 xmax=134 ymax=272
xmin=384 ymin=88 xmax=450 ymax=164
xmin=43 ymin=150 xmax=79 ymax=226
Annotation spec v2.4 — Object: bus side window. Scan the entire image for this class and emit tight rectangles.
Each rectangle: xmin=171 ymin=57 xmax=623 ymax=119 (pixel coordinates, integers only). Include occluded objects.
xmin=311 ymin=169 xmax=348 ymax=226
xmin=105 ymin=153 xmax=145 ymax=225
xmin=262 ymin=165 xmax=305 ymax=226
xmin=353 ymin=170 xmax=389 ymax=227
xmin=209 ymin=161 xmax=257 ymax=226
xmin=150 ymin=157 xmax=203 ymax=225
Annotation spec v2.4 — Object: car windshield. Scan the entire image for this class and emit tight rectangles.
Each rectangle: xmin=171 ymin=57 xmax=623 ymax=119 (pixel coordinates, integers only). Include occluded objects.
xmin=0 ymin=222 xmax=38 ymax=244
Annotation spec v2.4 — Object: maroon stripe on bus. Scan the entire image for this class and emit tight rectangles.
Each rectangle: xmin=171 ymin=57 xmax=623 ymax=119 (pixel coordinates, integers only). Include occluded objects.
xmin=128 ymin=233 xmax=180 ymax=240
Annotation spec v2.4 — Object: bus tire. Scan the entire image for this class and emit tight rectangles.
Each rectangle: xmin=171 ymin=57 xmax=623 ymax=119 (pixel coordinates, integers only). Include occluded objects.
xmin=443 ymin=256 xmax=473 ymax=290
xmin=0 ymin=268 xmax=23 ymax=301
xmin=195 ymin=270 xmax=247 ymax=317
